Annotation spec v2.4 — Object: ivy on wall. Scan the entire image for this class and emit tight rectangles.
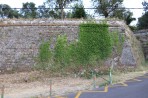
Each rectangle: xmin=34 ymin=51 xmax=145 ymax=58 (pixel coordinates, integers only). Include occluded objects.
xmin=79 ymin=23 xmax=112 ymax=60
xmin=37 ymin=22 xmax=113 ymax=70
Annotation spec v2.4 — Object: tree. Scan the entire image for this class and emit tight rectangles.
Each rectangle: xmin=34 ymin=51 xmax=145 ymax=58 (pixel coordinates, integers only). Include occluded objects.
xmin=71 ymin=3 xmax=87 ymax=19
xmin=112 ymin=9 xmax=136 ymax=25
xmin=0 ymin=4 xmax=21 ymax=18
xmin=123 ymin=11 xmax=136 ymax=25
xmin=21 ymin=2 xmax=37 ymax=18
xmin=37 ymin=5 xmax=50 ymax=18
xmin=92 ymin=0 xmax=123 ymax=18
xmin=142 ymin=1 xmax=148 ymax=12
xmin=37 ymin=5 xmax=57 ymax=18
xmin=45 ymin=0 xmax=78 ymax=19
xmin=137 ymin=1 xmax=148 ymax=29
xmin=111 ymin=7 xmax=125 ymax=19
xmin=137 ymin=12 xmax=148 ymax=29
xmin=8 ymin=9 xmax=21 ymax=18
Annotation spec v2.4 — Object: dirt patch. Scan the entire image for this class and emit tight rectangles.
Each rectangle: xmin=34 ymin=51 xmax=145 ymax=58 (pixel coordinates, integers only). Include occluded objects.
xmin=0 ymin=70 xmax=147 ymax=98
xmin=0 ymin=71 xmax=100 ymax=98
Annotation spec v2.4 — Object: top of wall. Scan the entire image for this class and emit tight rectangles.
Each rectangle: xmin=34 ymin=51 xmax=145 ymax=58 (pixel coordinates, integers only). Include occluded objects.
xmin=0 ymin=19 xmax=125 ymax=27
xmin=0 ymin=18 xmax=144 ymax=71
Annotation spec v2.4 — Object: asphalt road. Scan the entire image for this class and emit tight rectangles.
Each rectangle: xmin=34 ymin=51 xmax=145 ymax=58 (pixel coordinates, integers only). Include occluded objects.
xmin=52 ymin=74 xmax=148 ymax=98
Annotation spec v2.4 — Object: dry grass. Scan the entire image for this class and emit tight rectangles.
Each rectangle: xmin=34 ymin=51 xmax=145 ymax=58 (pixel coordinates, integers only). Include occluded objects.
xmin=112 ymin=70 xmax=147 ymax=83
xmin=0 ymin=66 xmax=148 ymax=98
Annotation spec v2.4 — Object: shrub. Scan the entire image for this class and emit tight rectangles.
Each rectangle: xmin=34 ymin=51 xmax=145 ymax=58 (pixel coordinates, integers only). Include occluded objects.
xmin=36 ymin=22 xmax=113 ymax=73
xmin=69 ymin=41 xmax=90 ymax=66
xmin=79 ymin=23 xmax=112 ymax=61
xmin=110 ymin=31 xmax=125 ymax=55
xmin=54 ymin=35 xmax=70 ymax=67
xmin=37 ymin=41 xmax=52 ymax=70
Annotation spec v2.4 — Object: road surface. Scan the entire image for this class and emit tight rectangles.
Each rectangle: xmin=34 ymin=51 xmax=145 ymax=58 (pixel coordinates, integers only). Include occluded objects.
xmin=51 ymin=73 xmax=148 ymax=98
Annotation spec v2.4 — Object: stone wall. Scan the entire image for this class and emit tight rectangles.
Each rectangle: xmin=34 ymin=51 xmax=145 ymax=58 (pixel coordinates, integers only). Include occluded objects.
xmin=134 ymin=29 xmax=148 ymax=60
xmin=0 ymin=19 xmax=144 ymax=72
xmin=0 ymin=22 xmax=79 ymax=71
xmin=120 ymin=24 xmax=145 ymax=66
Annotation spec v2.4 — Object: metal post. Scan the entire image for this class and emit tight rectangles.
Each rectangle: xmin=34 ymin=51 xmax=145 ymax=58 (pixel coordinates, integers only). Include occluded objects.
xmin=92 ymin=72 xmax=96 ymax=88
xmin=50 ymin=80 xmax=52 ymax=97
xmin=109 ymin=68 xmax=112 ymax=85
xmin=1 ymin=85 xmax=4 ymax=98
xmin=109 ymin=60 xmax=114 ymax=85
xmin=94 ymin=75 xmax=96 ymax=88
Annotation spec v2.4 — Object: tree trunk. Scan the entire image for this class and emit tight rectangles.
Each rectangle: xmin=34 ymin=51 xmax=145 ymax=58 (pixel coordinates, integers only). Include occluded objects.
xmin=59 ymin=0 xmax=64 ymax=20
xmin=104 ymin=12 xmax=108 ymax=18
xmin=61 ymin=7 xmax=64 ymax=19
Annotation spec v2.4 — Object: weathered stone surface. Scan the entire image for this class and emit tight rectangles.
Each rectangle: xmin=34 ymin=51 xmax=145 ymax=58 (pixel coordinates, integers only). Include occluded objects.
xmin=0 ymin=21 xmax=79 ymax=70
xmin=0 ymin=19 xmax=144 ymax=71
xmin=120 ymin=41 xmax=136 ymax=66
xmin=134 ymin=29 xmax=148 ymax=60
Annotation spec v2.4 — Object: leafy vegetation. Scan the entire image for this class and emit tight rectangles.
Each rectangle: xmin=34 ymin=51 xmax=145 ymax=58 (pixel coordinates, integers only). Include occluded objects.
xmin=0 ymin=4 xmax=21 ymax=18
xmin=21 ymin=2 xmax=37 ymax=18
xmin=137 ymin=1 xmax=148 ymax=29
xmin=39 ymin=41 xmax=51 ymax=62
xmin=54 ymin=35 xmax=70 ymax=67
xmin=110 ymin=31 xmax=124 ymax=55
xmin=37 ymin=22 xmax=113 ymax=74
xmin=36 ymin=41 xmax=52 ymax=70
xmin=137 ymin=12 xmax=148 ymax=29
xmin=79 ymin=23 xmax=112 ymax=60
xmin=142 ymin=1 xmax=148 ymax=12
xmin=71 ymin=3 xmax=87 ymax=19
xmin=92 ymin=0 xmax=123 ymax=18
xmin=44 ymin=0 xmax=78 ymax=19
xmin=91 ymin=0 xmax=135 ymax=25
xmin=0 ymin=0 xmax=136 ymax=21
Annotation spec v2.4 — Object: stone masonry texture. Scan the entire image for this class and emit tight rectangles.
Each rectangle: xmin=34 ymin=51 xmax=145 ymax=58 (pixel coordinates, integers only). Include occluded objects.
xmin=0 ymin=19 xmax=144 ymax=71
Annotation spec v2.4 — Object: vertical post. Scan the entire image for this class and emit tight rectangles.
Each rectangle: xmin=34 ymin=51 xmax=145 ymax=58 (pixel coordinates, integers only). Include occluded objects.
xmin=94 ymin=74 xmax=96 ymax=88
xmin=92 ymin=71 xmax=96 ymax=88
xmin=109 ymin=60 xmax=114 ymax=85
xmin=118 ymin=31 xmax=122 ymax=43
xmin=1 ymin=85 xmax=4 ymax=98
xmin=50 ymin=80 xmax=52 ymax=97
xmin=109 ymin=68 xmax=112 ymax=85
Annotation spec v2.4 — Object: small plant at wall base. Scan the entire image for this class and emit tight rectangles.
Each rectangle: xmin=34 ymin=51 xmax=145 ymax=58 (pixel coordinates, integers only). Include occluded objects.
xmin=67 ymin=23 xmax=113 ymax=69
xmin=110 ymin=31 xmax=125 ymax=55
xmin=36 ymin=41 xmax=52 ymax=70
xmin=53 ymin=35 xmax=70 ymax=69
xmin=36 ymin=22 xmax=113 ymax=77
xmin=67 ymin=23 xmax=113 ymax=78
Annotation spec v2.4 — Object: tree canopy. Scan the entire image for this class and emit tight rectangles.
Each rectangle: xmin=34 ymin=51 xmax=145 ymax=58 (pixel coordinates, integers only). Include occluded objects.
xmin=70 ymin=3 xmax=87 ymax=19
xmin=137 ymin=1 xmax=148 ymax=29
xmin=123 ymin=11 xmax=136 ymax=25
xmin=45 ymin=0 xmax=78 ymax=19
xmin=0 ymin=4 xmax=21 ymax=18
xmin=21 ymin=2 xmax=37 ymax=18
xmin=111 ymin=8 xmax=135 ymax=25
xmin=142 ymin=1 xmax=148 ymax=12
xmin=137 ymin=12 xmax=148 ymax=29
xmin=92 ymin=0 xmax=123 ymax=18
xmin=0 ymin=0 xmax=137 ymax=24
xmin=37 ymin=4 xmax=58 ymax=18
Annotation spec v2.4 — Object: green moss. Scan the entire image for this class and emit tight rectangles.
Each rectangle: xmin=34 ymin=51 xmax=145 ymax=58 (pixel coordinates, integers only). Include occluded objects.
xmin=79 ymin=23 xmax=112 ymax=60
xmin=36 ymin=40 xmax=52 ymax=70
xmin=110 ymin=31 xmax=125 ymax=55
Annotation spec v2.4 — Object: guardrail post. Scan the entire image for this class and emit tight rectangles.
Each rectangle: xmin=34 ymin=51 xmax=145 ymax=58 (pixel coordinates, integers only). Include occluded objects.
xmin=109 ymin=60 xmax=114 ymax=85
xmin=109 ymin=68 xmax=112 ymax=85
xmin=1 ymin=85 xmax=4 ymax=98
xmin=50 ymin=80 xmax=52 ymax=97
xmin=92 ymin=71 xmax=96 ymax=88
